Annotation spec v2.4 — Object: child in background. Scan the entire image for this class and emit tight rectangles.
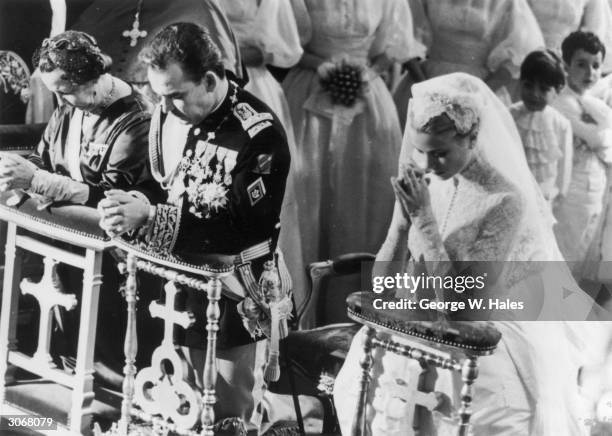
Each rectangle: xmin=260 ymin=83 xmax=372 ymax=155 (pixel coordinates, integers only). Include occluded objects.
xmin=552 ymin=31 xmax=612 ymax=279
xmin=510 ymin=50 xmax=573 ymax=207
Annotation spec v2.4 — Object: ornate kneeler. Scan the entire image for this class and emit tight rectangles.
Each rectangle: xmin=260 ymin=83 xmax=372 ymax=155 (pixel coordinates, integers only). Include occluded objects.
xmin=346 ymin=291 xmax=502 ymax=436
xmin=0 ymin=193 xmax=112 ymax=435
xmin=109 ymin=240 xmax=234 ymax=436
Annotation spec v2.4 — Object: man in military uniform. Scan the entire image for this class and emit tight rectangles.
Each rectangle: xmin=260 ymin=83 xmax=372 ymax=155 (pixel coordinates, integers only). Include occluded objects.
xmin=97 ymin=22 xmax=291 ymax=434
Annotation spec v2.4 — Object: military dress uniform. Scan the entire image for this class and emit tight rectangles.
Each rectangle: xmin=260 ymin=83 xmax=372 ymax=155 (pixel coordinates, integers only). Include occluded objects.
xmin=134 ymin=80 xmax=292 ymax=429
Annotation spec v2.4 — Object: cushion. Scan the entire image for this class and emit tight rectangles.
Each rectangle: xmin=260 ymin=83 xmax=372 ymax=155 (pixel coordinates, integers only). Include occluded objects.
xmin=284 ymin=323 xmax=361 ymax=374
xmin=0 ymin=124 xmax=46 ymax=153
xmin=347 ymin=291 xmax=501 ymax=354
xmin=0 ymin=191 xmax=108 ymax=241
xmin=114 ymin=238 xmax=235 ymax=276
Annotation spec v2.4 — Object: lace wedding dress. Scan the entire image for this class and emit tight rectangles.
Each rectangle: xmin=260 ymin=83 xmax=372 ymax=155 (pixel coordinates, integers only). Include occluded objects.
xmin=333 ymin=73 xmax=608 ymax=436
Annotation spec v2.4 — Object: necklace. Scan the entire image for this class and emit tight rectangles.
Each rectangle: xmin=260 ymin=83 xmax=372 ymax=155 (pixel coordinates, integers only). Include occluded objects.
xmin=122 ymin=0 xmax=147 ymax=47
xmin=440 ymin=178 xmax=459 ymax=235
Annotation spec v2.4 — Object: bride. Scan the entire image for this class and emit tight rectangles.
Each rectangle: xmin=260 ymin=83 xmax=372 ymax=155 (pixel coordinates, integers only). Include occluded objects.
xmin=333 ymin=73 xmax=609 ymax=435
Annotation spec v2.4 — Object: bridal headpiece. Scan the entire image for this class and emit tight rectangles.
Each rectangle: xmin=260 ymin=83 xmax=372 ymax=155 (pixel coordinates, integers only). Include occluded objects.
xmin=408 ymin=74 xmax=485 ymax=136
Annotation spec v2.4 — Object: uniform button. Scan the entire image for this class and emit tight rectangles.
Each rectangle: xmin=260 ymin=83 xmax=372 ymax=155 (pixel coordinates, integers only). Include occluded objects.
xmin=122 ymin=48 xmax=129 ymax=54
xmin=194 ymin=128 xmax=201 ymax=135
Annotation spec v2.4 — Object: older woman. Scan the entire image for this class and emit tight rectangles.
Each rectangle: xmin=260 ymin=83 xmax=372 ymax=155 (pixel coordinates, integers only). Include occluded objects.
xmin=0 ymin=30 xmax=152 ymax=206
xmin=334 ymin=73 xmax=606 ymax=435
xmin=0 ymin=30 xmax=154 ymax=386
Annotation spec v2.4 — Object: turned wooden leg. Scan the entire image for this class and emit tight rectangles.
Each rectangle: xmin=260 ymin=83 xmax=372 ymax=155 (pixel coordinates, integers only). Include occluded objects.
xmin=0 ymin=223 xmax=21 ymax=404
xmin=69 ymin=249 xmax=103 ymax=435
xmin=119 ymin=253 xmax=138 ymax=434
xmin=414 ymin=361 xmax=438 ymax=435
xmin=458 ymin=356 xmax=478 ymax=436
xmin=351 ymin=327 xmax=376 ymax=436
xmin=200 ymin=276 xmax=221 ymax=436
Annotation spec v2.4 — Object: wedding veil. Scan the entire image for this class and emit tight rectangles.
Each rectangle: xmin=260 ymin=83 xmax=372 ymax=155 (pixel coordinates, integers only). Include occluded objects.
xmin=403 ymin=72 xmax=560 ymax=262
xmin=401 ymin=73 xmax=610 ymax=434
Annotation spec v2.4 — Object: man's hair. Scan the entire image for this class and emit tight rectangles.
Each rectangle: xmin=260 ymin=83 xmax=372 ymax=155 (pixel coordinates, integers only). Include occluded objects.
xmin=520 ymin=50 xmax=565 ymax=91
xmin=139 ymin=22 xmax=225 ymax=81
xmin=561 ymin=30 xmax=606 ymax=64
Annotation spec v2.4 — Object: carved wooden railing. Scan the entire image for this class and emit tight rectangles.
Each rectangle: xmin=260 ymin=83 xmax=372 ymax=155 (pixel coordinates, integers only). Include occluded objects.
xmin=0 ymin=193 xmax=238 ymax=436
xmin=110 ymin=239 xmax=234 ymax=436
xmin=0 ymin=193 xmax=113 ymax=435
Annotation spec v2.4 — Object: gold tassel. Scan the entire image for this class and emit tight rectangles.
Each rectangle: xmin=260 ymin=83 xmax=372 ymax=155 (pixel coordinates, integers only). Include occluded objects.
xmin=260 ymin=260 xmax=284 ymax=382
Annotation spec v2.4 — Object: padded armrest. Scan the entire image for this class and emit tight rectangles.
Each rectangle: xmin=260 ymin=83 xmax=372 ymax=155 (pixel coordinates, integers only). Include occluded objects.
xmin=0 ymin=192 xmax=111 ymax=249
xmin=331 ymin=252 xmax=376 ymax=275
xmin=0 ymin=123 xmax=46 ymax=153
xmin=297 ymin=252 xmax=376 ymax=329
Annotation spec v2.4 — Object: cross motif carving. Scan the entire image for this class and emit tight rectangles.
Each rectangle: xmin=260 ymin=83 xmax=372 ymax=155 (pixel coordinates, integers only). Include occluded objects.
xmin=20 ymin=257 xmax=77 ymax=366
xmin=149 ymin=281 xmax=195 ymax=347
xmin=122 ymin=17 xmax=147 ymax=47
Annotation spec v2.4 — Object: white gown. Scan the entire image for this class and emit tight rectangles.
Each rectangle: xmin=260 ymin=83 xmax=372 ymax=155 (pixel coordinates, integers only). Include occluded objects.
xmin=335 ymin=73 xmax=606 ymax=436
xmin=509 ymin=102 xmax=573 ymax=203
xmin=527 ymin=0 xmax=612 ymax=73
xmin=551 ymin=87 xmax=612 ymax=280
xmin=218 ymin=0 xmax=301 ymax=137
xmin=334 ymin=154 xmax=602 ymax=435
xmin=527 ymin=0 xmax=608 ymax=51
xmin=283 ymin=0 xmax=422 ymax=325
xmin=394 ymin=0 xmax=544 ymax=125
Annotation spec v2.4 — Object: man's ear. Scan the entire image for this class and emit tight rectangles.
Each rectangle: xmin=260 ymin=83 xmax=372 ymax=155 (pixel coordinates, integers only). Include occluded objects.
xmin=203 ymin=71 xmax=218 ymax=91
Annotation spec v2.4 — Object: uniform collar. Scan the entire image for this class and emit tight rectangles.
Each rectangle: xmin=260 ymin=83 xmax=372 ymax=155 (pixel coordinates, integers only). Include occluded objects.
xmin=201 ymin=79 xmax=235 ymax=128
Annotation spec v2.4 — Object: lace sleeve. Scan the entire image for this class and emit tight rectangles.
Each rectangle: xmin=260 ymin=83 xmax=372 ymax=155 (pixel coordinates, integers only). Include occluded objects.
xmin=410 ymin=192 xmax=523 ymax=278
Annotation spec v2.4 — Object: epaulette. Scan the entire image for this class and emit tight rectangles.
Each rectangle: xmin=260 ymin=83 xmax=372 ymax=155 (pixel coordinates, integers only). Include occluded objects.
xmin=233 ymin=102 xmax=274 ymax=138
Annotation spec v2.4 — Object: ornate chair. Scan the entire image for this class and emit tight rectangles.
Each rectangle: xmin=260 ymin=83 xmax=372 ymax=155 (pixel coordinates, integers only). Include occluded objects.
xmin=265 ymin=252 xmax=376 ymax=435
xmin=346 ymin=291 xmax=502 ymax=436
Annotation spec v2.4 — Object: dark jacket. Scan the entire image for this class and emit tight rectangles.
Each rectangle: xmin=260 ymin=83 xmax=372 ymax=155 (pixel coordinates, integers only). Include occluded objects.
xmin=29 ymin=91 xmax=157 ymax=207
xmin=143 ymin=81 xmax=290 ymax=256
xmin=140 ymin=81 xmax=291 ymax=349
